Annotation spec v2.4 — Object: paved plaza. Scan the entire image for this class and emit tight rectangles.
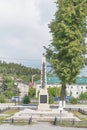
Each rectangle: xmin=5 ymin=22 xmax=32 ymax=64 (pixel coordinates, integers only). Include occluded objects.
xmin=0 ymin=123 xmax=86 ymax=130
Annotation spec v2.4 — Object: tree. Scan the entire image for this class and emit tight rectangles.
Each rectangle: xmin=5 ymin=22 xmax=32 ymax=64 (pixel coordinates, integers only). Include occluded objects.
xmin=70 ymin=97 xmax=78 ymax=104
xmin=48 ymin=86 xmax=61 ymax=104
xmin=22 ymin=95 xmax=30 ymax=104
xmin=48 ymin=87 xmax=54 ymax=104
xmin=2 ymin=76 xmax=15 ymax=98
xmin=45 ymin=0 xmax=87 ymax=106
xmin=79 ymin=92 xmax=87 ymax=100
xmin=28 ymin=87 xmax=36 ymax=98
xmin=0 ymin=62 xmax=40 ymax=83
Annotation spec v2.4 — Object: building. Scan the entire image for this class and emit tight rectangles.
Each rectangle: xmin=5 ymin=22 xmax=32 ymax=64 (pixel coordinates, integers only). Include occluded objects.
xmin=37 ymin=77 xmax=61 ymax=88
xmin=17 ymin=82 xmax=29 ymax=97
xmin=66 ymin=77 xmax=87 ymax=98
xmin=36 ymin=76 xmax=87 ymax=98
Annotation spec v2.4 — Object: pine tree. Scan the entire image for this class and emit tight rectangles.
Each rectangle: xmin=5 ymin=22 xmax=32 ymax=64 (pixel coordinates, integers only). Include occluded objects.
xmin=45 ymin=0 xmax=87 ymax=106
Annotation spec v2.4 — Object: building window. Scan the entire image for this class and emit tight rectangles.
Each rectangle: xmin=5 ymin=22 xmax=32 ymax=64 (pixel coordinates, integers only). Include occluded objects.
xmin=76 ymin=92 xmax=78 ymax=95
xmin=71 ymin=86 xmax=73 ymax=89
xmin=70 ymin=91 xmax=72 ymax=95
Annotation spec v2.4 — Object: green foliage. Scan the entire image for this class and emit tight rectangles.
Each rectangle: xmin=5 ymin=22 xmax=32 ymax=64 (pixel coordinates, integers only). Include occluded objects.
xmin=0 ymin=94 xmax=6 ymax=103
xmin=48 ymin=87 xmax=54 ymax=104
xmin=0 ymin=62 xmax=40 ymax=82
xmin=0 ymin=61 xmax=40 ymax=101
xmin=70 ymin=97 xmax=78 ymax=104
xmin=1 ymin=76 xmax=15 ymax=99
xmin=49 ymin=94 xmax=54 ymax=104
xmin=22 ymin=95 xmax=30 ymax=104
xmin=4 ymin=91 xmax=15 ymax=99
xmin=48 ymin=87 xmax=61 ymax=104
xmin=28 ymin=87 xmax=36 ymax=98
xmin=48 ymin=86 xmax=61 ymax=97
xmin=45 ymin=0 xmax=87 ymax=100
xmin=79 ymin=92 xmax=87 ymax=100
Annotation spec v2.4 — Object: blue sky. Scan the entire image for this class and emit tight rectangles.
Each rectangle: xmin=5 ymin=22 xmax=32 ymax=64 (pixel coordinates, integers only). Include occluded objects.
xmin=0 ymin=0 xmax=56 ymax=68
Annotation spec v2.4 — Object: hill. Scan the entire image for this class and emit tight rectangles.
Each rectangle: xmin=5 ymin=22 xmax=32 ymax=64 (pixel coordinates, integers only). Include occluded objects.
xmin=0 ymin=61 xmax=41 ymax=83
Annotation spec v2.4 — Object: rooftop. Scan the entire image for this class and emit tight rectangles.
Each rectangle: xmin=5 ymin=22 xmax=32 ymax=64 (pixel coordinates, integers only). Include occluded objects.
xmin=37 ymin=76 xmax=87 ymax=85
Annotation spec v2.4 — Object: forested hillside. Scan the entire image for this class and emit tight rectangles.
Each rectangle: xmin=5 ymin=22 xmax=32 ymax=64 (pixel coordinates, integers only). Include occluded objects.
xmin=0 ymin=61 xmax=41 ymax=82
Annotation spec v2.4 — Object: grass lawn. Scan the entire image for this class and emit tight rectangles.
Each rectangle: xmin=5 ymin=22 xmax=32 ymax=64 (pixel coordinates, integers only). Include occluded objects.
xmin=53 ymin=110 xmax=87 ymax=128
xmin=0 ymin=109 xmax=20 ymax=124
xmin=72 ymin=111 xmax=87 ymax=121
xmin=2 ymin=109 xmax=20 ymax=116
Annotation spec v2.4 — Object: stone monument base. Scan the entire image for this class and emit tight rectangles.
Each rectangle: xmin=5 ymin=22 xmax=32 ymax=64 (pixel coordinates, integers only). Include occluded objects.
xmin=38 ymin=88 xmax=50 ymax=111
xmin=9 ymin=108 xmax=80 ymax=122
xmin=38 ymin=104 xmax=50 ymax=111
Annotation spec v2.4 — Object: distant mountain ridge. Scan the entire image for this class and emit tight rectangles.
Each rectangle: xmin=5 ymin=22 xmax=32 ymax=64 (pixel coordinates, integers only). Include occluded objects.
xmin=0 ymin=61 xmax=41 ymax=82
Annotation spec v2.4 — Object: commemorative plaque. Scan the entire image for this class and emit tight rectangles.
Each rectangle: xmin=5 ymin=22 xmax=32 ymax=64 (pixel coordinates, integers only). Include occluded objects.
xmin=40 ymin=95 xmax=47 ymax=103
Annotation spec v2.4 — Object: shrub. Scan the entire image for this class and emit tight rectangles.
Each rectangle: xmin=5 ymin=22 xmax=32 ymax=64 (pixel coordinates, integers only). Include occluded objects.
xmin=79 ymin=92 xmax=87 ymax=100
xmin=22 ymin=95 xmax=30 ymax=104
xmin=70 ymin=97 xmax=78 ymax=104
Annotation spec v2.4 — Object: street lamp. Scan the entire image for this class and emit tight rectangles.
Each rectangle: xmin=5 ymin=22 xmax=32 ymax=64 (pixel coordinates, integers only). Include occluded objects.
xmin=32 ymin=74 xmax=38 ymax=98
xmin=32 ymin=74 xmax=36 ymax=84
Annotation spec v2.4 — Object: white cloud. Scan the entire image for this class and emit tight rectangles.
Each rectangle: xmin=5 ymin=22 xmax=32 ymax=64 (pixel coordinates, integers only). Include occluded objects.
xmin=0 ymin=0 xmax=56 ymax=67
xmin=0 ymin=0 xmax=40 ymax=26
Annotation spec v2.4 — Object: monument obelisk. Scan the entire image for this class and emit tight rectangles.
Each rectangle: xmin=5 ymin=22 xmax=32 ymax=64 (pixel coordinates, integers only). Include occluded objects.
xmin=38 ymin=53 xmax=49 ymax=110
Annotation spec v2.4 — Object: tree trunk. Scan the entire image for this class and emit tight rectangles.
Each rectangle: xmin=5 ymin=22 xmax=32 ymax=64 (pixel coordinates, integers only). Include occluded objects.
xmin=59 ymin=84 xmax=66 ymax=108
